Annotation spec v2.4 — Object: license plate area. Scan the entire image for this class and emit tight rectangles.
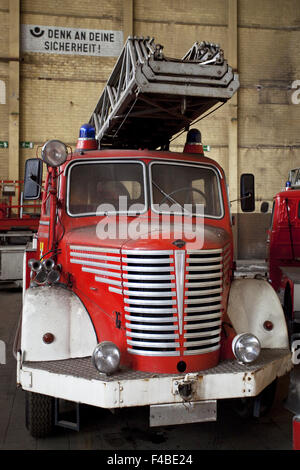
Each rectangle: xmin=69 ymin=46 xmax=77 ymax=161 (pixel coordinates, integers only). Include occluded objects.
xmin=149 ymin=400 xmax=217 ymax=427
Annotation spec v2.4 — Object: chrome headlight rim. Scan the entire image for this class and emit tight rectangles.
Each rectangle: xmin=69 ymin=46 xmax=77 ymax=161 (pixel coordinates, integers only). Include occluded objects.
xmin=232 ymin=333 xmax=261 ymax=364
xmin=41 ymin=139 xmax=67 ymax=167
xmin=92 ymin=341 xmax=121 ymax=376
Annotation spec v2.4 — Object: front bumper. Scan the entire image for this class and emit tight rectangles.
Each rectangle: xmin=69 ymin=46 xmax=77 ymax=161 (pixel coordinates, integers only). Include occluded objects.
xmin=18 ymin=349 xmax=292 ymax=410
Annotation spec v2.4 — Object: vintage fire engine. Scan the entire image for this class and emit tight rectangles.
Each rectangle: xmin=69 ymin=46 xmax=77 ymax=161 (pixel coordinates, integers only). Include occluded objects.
xmin=15 ymin=38 xmax=292 ymax=437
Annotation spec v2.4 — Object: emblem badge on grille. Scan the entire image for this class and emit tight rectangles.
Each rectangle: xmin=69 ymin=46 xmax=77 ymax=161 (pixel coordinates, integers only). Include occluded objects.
xmin=173 ymin=239 xmax=186 ymax=248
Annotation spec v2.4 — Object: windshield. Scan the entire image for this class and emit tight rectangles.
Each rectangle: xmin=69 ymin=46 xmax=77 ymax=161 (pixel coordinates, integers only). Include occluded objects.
xmin=150 ymin=162 xmax=223 ymax=217
xmin=68 ymin=161 xmax=146 ymax=216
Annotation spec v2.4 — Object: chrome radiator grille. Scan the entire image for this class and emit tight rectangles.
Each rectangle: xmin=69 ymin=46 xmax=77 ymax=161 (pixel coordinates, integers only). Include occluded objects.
xmin=68 ymin=244 xmax=231 ymax=358
xmin=123 ymin=250 xmax=180 ymax=357
xmin=123 ymin=245 xmax=231 ymax=357
xmin=184 ymin=249 xmax=224 ymax=355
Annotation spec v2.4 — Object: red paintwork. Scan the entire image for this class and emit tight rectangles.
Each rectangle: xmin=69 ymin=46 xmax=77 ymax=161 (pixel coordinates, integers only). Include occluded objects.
xmin=268 ymin=189 xmax=300 ymax=292
xmin=0 ymin=180 xmax=40 ymax=232
xmin=293 ymin=416 xmax=300 ymax=450
xmin=31 ymin=148 xmax=235 ymax=374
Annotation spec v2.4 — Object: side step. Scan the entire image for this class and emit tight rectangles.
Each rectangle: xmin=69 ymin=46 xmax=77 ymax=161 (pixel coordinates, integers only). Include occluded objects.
xmin=54 ymin=398 xmax=80 ymax=432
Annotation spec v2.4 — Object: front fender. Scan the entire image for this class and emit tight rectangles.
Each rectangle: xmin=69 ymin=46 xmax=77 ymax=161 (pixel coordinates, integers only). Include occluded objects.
xmin=227 ymin=278 xmax=289 ymax=349
xmin=21 ymin=286 xmax=97 ymax=361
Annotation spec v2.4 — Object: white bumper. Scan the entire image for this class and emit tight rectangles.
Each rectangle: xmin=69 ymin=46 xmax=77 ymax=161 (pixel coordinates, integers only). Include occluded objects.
xmin=18 ymin=349 xmax=292 ymax=409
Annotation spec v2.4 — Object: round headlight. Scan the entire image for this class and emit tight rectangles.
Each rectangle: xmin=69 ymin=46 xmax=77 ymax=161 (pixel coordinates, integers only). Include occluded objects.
xmin=92 ymin=341 xmax=120 ymax=375
xmin=232 ymin=333 xmax=261 ymax=364
xmin=42 ymin=140 xmax=67 ymax=167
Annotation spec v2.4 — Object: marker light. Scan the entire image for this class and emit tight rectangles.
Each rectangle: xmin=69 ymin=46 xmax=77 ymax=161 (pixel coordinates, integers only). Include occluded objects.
xmin=92 ymin=341 xmax=121 ymax=375
xmin=232 ymin=333 xmax=261 ymax=364
xmin=42 ymin=140 xmax=67 ymax=167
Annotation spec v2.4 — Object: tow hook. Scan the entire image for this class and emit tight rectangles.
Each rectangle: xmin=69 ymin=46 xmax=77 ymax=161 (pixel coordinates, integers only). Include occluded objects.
xmin=173 ymin=373 xmax=198 ymax=401
xmin=178 ymin=382 xmax=193 ymax=400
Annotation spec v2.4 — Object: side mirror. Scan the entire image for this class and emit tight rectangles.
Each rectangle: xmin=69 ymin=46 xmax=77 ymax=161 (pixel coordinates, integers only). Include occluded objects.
xmin=23 ymin=158 xmax=43 ymax=200
xmin=260 ymin=201 xmax=269 ymax=213
xmin=240 ymin=173 xmax=255 ymax=212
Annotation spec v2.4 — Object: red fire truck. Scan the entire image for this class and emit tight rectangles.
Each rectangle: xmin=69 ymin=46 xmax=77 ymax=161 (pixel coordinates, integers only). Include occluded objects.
xmin=266 ymin=169 xmax=300 ymax=337
xmin=14 ymin=38 xmax=292 ymax=437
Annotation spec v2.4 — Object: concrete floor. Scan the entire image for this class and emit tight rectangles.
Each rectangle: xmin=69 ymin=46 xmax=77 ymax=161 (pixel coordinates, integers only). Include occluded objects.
xmin=0 ymin=283 xmax=297 ymax=451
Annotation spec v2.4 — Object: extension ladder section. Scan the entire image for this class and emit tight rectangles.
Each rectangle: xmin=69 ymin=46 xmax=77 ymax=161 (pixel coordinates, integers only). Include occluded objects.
xmin=90 ymin=37 xmax=239 ymax=150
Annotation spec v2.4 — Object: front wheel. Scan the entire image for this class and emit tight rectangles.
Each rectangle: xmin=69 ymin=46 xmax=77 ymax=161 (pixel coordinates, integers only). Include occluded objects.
xmin=25 ymin=391 xmax=55 ymax=438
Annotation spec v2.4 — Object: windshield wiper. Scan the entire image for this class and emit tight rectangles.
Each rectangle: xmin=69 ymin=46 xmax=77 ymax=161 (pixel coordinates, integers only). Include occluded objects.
xmin=151 ymin=180 xmax=192 ymax=215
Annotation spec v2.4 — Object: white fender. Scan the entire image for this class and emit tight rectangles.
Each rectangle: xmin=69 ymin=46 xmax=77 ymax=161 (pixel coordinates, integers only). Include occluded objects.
xmin=21 ymin=286 xmax=97 ymax=361
xmin=227 ymin=278 xmax=289 ymax=348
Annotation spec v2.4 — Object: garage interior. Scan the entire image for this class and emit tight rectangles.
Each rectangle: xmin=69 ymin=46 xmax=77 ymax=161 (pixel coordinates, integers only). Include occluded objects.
xmin=0 ymin=0 xmax=300 ymax=451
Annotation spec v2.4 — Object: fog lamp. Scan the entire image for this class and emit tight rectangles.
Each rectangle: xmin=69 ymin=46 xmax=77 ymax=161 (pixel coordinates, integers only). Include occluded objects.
xmin=42 ymin=140 xmax=67 ymax=167
xmin=92 ymin=341 xmax=120 ymax=375
xmin=232 ymin=333 xmax=261 ymax=364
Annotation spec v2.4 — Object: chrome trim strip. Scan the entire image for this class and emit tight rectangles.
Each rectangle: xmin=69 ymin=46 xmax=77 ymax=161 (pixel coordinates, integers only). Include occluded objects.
xmin=185 ymin=296 xmax=222 ymax=305
xmin=123 ymin=273 xmax=175 ymax=280
xmin=81 ymin=266 xmax=121 ymax=278
xmin=71 ymin=252 xmax=121 ymax=262
xmin=127 ymin=339 xmax=180 ymax=348
xmin=123 ymin=281 xmax=175 ymax=289
xmin=124 ymin=298 xmax=176 ymax=305
xmin=183 ymin=344 xmax=220 ymax=355
xmin=127 ymin=331 xmax=179 ymax=339
xmin=185 ymin=304 xmax=222 ymax=313
xmin=186 ymin=272 xmax=221 ymax=280
xmin=175 ymin=250 xmax=185 ymax=336
xmin=124 ymin=265 xmax=174 ymax=272
xmin=186 ymin=264 xmax=222 ymax=272
xmin=185 ymin=280 xmax=222 ymax=288
xmin=95 ymin=276 xmax=122 ymax=286
xmin=125 ymin=314 xmax=178 ymax=323
xmin=70 ymin=245 xmax=120 ymax=254
xmin=125 ymin=306 xmax=177 ymax=314
xmin=184 ymin=337 xmax=220 ymax=347
xmin=123 ymin=289 xmax=175 ymax=297
xmin=187 ymin=256 xmax=222 ymax=263
xmin=122 ymin=257 xmax=172 ymax=264
xmin=187 ymin=248 xmax=223 ymax=254
xmin=126 ymin=323 xmax=178 ymax=331
xmin=184 ymin=328 xmax=221 ymax=338
xmin=186 ymin=287 xmax=222 ymax=296
xmin=122 ymin=249 xmax=173 ymax=255
xmin=71 ymin=259 xmax=121 ymax=272
xmin=184 ymin=320 xmax=222 ymax=330
xmin=184 ymin=312 xmax=221 ymax=321
xmin=128 ymin=348 xmax=180 ymax=357
xmin=39 ymin=220 xmax=50 ymax=226
xmin=108 ymin=286 xmax=123 ymax=295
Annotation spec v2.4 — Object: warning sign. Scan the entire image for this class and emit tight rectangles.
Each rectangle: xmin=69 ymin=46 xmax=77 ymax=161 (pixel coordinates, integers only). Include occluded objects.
xmin=21 ymin=25 xmax=123 ymax=57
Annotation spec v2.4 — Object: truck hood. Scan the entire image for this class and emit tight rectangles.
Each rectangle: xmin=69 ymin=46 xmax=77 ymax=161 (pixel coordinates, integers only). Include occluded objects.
xmin=65 ymin=218 xmax=231 ymax=252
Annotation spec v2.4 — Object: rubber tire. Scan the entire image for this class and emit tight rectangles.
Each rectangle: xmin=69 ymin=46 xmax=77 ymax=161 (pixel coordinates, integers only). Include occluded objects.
xmin=25 ymin=391 xmax=55 ymax=438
